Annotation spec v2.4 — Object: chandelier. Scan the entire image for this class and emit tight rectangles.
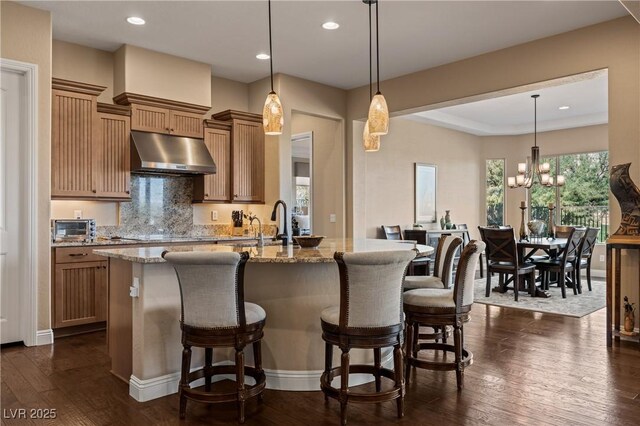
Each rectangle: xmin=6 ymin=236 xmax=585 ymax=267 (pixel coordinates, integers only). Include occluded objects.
xmin=508 ymin=94 xmax=566 ymax=189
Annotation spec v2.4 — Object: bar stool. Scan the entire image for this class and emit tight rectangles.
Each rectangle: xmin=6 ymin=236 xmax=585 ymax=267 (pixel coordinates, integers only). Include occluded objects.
xmin=162 ymin=251 xmax=266 ymax=423
xmin=403 ymin=240 xmax=485 ymax=389
xmin=404 ymin=235 xmax=462 ymax=290
xmin=320 ymin=250 xmax=415 ymax=425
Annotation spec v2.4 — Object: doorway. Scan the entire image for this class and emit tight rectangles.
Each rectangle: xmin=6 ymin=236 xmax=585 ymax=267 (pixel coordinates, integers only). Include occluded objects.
xmin=1 ymin=59 xmax=38 ymax=346
xmin=291 ymin=132 xmax=313 ymax=235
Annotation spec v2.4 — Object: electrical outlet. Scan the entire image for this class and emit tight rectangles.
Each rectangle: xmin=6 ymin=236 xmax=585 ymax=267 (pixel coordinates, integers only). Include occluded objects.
xmin=599 ymin=255 xmax=605 ymax=262
xmin=211 ymin=210 xmax=218 ymax=221
xmin=74 ymin=210 xmax=82 ymax=219
xmin=329 ymin=214 xmax=336 ymax=223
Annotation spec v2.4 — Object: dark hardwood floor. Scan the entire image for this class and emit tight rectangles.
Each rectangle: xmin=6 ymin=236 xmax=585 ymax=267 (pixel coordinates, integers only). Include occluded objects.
xmin=2 ymin=301 xmax=639 ymax=425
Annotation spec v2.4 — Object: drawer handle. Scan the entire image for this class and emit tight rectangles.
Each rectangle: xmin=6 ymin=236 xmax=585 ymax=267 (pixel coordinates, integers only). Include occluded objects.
xmin=69 ymin=253 xmax=89 ymax=257
xmin=205 ymin=193 xmax=209 ymax=197
xmin=92 ymin=189 xmax=97 ymax=193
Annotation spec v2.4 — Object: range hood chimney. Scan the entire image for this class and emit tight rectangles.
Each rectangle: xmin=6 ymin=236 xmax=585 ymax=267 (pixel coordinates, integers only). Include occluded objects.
xmin=130 ymin=130 xmax=216 ymax=175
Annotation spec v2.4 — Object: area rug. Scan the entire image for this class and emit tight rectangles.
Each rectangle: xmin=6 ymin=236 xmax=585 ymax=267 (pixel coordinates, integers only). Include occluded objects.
xmin=473 ymin=277 xmax=606 ymax=318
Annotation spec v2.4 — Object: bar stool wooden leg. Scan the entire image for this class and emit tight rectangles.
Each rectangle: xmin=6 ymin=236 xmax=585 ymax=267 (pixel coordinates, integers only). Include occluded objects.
xmin=324 ymin=342 xmax=333 ymax=402
xmin=373 ymin=348 xmax=382 ymax=392
xmin=340 ymin=349 xmax=350 ymax=426
xmin=404 ymin=321 xmax=414 ymax=383
xmin=235 ymin=348 xmax=245 ymax=423
xmin=393 ymin=344 xmax=404 ymax=418
xmin=204 ymin=348 xmax=213 ymax=392
xmin=180 ymin=344 xmax=192 ymax=419
xmin=454 ymin=323 xmax=463 ymax=390
xmin=412 ymin=325 xmax=419 ymax=356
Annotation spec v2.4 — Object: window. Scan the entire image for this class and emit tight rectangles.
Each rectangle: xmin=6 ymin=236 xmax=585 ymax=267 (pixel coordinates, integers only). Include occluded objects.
xmin=528 ymin=151 xmax=609 ymax=242
xmin=486 ymin=159 xmax=504 ymax=226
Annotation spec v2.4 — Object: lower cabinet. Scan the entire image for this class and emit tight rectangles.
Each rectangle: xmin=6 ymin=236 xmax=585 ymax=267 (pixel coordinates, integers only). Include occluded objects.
xmin=53 ymin=248 xmax=108 ymax=329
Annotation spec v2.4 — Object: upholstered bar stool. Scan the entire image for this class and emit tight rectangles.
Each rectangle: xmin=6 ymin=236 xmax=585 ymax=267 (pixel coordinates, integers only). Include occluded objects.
xmin=403 ymin=241 xmax=485 ymax=390
xmin=320 ymin=250 xmax=415 ymax=425
xmin=404 ymin=235 xmax=462 ymax=290
xmin=162 ymin=251 xmax=266 ymax=423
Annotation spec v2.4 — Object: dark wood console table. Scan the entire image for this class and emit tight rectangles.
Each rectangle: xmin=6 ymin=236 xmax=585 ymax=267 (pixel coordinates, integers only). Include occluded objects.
xmin=606 ymin=236 xmax=640 ymax=347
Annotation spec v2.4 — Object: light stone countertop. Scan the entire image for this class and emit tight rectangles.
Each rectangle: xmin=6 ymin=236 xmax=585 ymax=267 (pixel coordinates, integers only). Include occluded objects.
xmin=51 ymin=235 xmax=267 ymax=248
xmin=93 ymin=238 xmax=434 ymax=264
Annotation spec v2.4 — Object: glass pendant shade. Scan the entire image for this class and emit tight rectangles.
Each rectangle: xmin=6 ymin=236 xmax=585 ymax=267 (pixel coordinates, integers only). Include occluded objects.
xmin=516 ymin=175 xmax=525 ymax=185
xmin=367 ymin=92 xmax=389 ymax=136
xmin=263 ymin=91 xmax=283 ymax=135
xmin=540 ymin=162 xmax=550 ymax=173
xmin=556 ymin=175 xmax=566 ymax=186
xmin=518 ymin=163 xmax=527 ymax=174
xmin=540 ymin=173 xmax=550 ymax=185
xmin=507 ymin=177 xmax=516 ymax=188
xmin=363 ymin=120 xmax=380 ymax=152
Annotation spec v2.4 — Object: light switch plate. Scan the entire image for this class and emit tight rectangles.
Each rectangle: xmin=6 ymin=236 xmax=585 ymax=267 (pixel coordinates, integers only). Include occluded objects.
xmin=211 ymin=210 xmax=218 ymax=221
xmin=600 ymin=255 xmax=605 ymax=262
xmin=74 ymin=210 xmax=82 ymax=219
xmin=329 ymin=214 xmax=336 ymax=223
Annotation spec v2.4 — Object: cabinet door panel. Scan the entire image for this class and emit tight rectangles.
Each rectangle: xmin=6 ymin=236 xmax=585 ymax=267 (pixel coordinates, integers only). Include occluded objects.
xmin=169 ymin=110 xmax=203 ymax=138
xmin=131 ymin=104 xmax=170 ymax=133
xmin=54 ymin=261 xmax=107 ymax=328
xmin=97 ymin=113 xmax=131 ymax=199
xmin=203 ymin=128 xmax=230 ymax=201
xmin=232 ymin=119 xmax=264 ymax=203
xmin=51 ymin=90 xmax=98 ymax=197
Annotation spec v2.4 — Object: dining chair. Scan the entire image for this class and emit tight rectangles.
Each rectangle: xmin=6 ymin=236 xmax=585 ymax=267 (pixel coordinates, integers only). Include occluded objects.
xmin=555 ymin=225 xmax=574 ymax=239
xmin=575 ymin=227 xmax=599 ymax=292
xmin=382 ymin=225 xmax=431 ymax=275
xmin=478 ymin=227 xmax=536 ymax=301
xmin=534 ymin=227 xmax=585 ymax=298
xmin=404 ymin=235 xmax=462 ymax=290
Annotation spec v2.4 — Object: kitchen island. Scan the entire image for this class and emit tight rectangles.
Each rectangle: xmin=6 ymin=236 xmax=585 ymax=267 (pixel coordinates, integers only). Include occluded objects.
xmin=95 ymin=239 xmax=433 ymax=401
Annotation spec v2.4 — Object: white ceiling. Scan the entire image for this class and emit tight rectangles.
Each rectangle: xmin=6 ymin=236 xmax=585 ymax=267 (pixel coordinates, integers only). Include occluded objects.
xmin=408 ymin=73 xmax=609 ymax=135
xmin=21 ymin=0 xmax=628 ymax=90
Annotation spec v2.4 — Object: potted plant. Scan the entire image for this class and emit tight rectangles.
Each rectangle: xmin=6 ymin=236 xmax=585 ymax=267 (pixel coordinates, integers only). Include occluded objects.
xmin=623 ymin=296 xmax=636 ymax=333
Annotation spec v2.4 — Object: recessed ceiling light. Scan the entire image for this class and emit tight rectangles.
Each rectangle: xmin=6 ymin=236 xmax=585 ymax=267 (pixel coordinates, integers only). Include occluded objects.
xmin=127 ymin=17 xmax=146 ymax=25
xmin=558 ymin=105 xmax=570 ymax=110
xmin=256 ymin=53 xmax=270 ymax=60
xmin=322 ymin=21 xmax=340 ymax=30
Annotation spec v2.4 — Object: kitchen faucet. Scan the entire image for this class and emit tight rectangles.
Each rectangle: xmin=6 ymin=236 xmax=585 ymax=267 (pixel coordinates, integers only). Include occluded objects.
xmin=244 ymin=213 xmax=264 ymax=247
xmin=270 ymin=200 xmax=289 ymax=246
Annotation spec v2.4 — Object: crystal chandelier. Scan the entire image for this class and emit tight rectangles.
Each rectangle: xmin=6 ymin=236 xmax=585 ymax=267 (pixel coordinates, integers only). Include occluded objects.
xmin=508 ymin=94 xmax=566 ymax=189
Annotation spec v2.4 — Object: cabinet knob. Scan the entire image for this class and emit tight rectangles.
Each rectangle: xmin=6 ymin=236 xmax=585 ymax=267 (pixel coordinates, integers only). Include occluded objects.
xmin=126 ymin=190 xmax=130 ymax=194
xmin=92 ymin=189 xmax=97 ymax=193
xmin=170 ymin=128 xmax=175 ymax=132
xmin=234 ymin=194 xmax=238 ymax=197
xmin=205 ymin=193 xmax=209 ymax=197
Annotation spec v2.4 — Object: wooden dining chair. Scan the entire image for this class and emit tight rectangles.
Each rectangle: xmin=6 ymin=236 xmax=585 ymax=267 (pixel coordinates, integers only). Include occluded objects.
xmin=534 ymin=228 xmax=585 ymax=298
xmin=575 ymin=227 xmax=599 ymax=292
xmin=555 ymin=225 xmax=574 ymax=239
xmin=457 ymin=224 xmax=483 ymax=278
xmin=478 ymin=227 xmax=536 ymax=301
xmin=382 ymin=225 xmax=431 ymax=275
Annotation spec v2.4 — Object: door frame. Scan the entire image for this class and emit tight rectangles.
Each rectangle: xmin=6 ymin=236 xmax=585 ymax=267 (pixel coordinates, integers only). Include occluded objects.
xmin=1 ymin=58 xmax=40 ymax=346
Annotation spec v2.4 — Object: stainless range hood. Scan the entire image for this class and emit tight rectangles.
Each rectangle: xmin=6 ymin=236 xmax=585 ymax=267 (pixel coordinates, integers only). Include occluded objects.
xmin=130 ymin=130 xmax=216 ymax=175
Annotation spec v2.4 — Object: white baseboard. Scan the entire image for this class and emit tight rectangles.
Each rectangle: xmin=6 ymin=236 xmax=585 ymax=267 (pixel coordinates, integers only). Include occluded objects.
xmin=129 ymin=352 xmax=394 ymax=402
xmin=36 ymin=329 xmax=54 ymax=346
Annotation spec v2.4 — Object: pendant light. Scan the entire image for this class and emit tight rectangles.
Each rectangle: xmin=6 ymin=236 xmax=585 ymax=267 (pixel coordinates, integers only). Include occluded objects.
xmin=363 ymin=0 xmax=380 ymax=152
xmin=366 ymin=0 xmax=389 ymax=136
xmin=263 ymin=0 xmax=283 ymax=135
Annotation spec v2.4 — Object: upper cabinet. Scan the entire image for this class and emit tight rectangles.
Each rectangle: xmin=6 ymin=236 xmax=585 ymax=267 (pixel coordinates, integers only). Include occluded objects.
xmin=51 ymin=79 xmax=132 ymax=201
xmin=193 ymin=110 xmax=265 ymax=204
xmin=115 ymin=93 xmax=207 ymax=138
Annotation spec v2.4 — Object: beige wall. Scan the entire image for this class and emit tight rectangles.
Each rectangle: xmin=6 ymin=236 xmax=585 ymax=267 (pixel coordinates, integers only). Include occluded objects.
xmin=1 ymin=1 xmax=52 ymax=330
xmin=363 ymin=117 xmax=482 ymax=239
xmin=248 ymin=74 xmax=347 ymax=237
xmin=114 ymin=44 xmax=211 ymax=106
xmin=52 ymin=40 xmax=114 ymax=103
xmin=208 ymin=76 xmax=249 ymax=116
xmin=292 ymin=113 xmax=344 ymax=238
xmin=348 ymin=16 xmax=639 ymax=309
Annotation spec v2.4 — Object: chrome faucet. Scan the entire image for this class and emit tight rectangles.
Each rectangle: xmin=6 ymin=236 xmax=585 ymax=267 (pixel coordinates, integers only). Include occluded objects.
xmin=244 ymin=213 xmax=264 ymax=247
xmin=270 ymin=200 xmax=288 ymax=246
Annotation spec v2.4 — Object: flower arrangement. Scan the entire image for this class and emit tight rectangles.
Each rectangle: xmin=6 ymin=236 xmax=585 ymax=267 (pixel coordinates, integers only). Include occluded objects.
xmin=624 ymin=296 xmax=636 ymax=315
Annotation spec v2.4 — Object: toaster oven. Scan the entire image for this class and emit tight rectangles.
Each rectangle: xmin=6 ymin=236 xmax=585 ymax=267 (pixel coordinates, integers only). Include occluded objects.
xmin=52 ymin=219 xmax=96 ymax=242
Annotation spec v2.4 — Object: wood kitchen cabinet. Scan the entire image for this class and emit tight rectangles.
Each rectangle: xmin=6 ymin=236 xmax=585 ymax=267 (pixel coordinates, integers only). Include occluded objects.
xmin=51 ymin=79 xmax=132 ymax=201
xmin=209 ymin=110 xmax=265 ymax=204
xmin=193 ymin=120 xmax=232 ymax=202
xmin=53 ymin=247 xmax=108 ymax=329
xmin=97 ymin=104 xmax=132 ymax=200
xmin=116 ymin=93 xmax=207 ymax=138
xmin=51 ymin=79 xmax=105 ymax=198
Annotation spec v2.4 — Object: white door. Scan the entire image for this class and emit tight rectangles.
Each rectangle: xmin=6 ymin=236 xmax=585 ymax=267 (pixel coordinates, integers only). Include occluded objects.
xmin=0 ymin=68 xmax=25 ymax=344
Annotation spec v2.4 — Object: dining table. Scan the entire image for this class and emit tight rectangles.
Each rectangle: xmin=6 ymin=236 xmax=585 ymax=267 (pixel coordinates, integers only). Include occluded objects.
xmin=516 ymin=237 xmax=568 ymax=298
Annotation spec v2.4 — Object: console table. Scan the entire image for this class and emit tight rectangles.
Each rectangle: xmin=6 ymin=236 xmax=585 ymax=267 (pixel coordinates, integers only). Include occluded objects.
xmin=606 ymin=236 xmax=640 ymax=347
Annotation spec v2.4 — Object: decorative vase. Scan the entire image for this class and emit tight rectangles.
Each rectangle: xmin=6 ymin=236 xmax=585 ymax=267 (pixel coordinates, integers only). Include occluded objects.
xmin=444 ymin=210 xmax=451 ymax=227
xmin=440 ymin=216 xmax=445 ymax=230
xmin=624 ymin=312 xmax=635 ymax=333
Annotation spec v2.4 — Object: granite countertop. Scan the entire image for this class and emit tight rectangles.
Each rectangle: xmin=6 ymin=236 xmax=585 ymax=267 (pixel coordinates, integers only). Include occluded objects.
xmin=51 ymin=235 xmax=267 ymax=248
xmin=93 ymin=239 xmax=434 ymax=264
